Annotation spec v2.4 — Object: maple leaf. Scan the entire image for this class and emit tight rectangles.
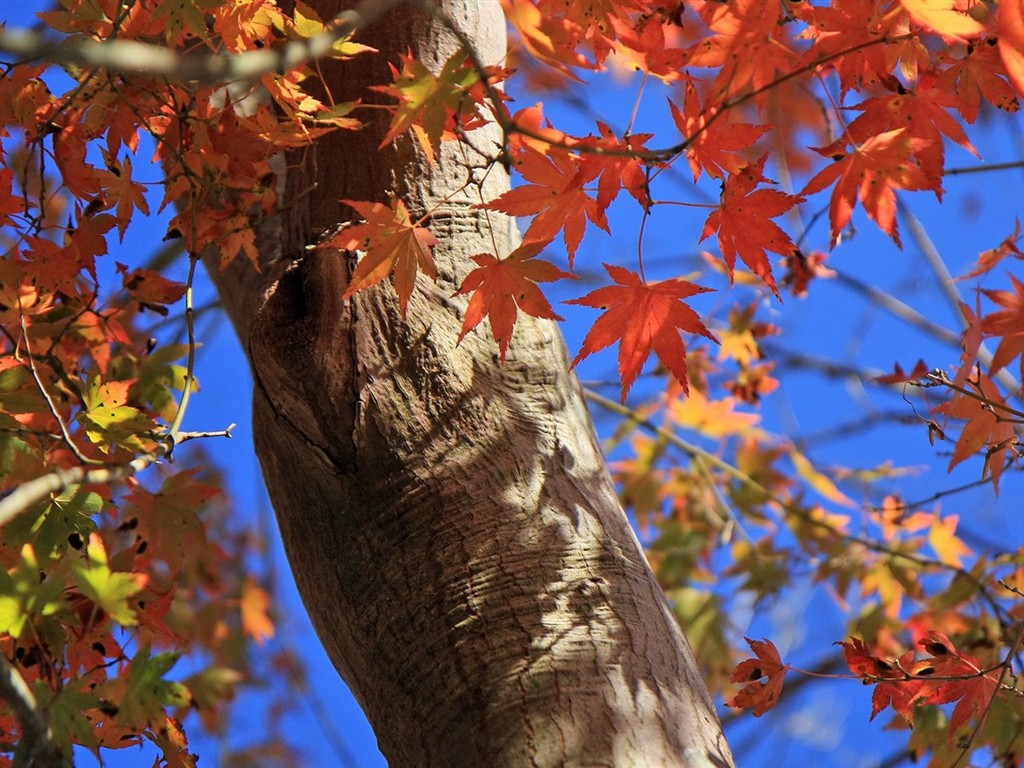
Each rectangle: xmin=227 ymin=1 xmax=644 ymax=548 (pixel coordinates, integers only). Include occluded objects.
xmin=875 ymin=359 xmax=929 ymax=385
xmin=288 ymin=1 xmax=375 ymax=60
xmin=454 ymin=242 xmax=572 ymax=362
xmin=324 ymin=198 xmax=438 ymax=318
xmin=727 ymin=637 xmax=787 ymax=716
xmin=480 ymin=148 xmax=608 ymax=265
xmin=803 ymin=128 xmax=932 ymax=248
xmin=241 ymin=577 xmax=275 ymax=646
xmin=73 ymin=534 xmax=147 ymax=627
xmin=566 ymin=263 xmax=716 ymax=400
xmin=981 ymin=272 xmax=1024 ymax=380
xmin=780 ymin=250 xmax=834 ymax=298
xmin=374 ymin=49 xmax=497 ymax=162
xmin=608 ymin=14 xmax=688 ymax=81
xmin=670 ymin=83 xmax=769 ymax=183
xmin=825 ymin=76 xmax=980 ymax=187
xmin=77 ymin=376 xmax=155 ymax=453
xmin=503 ymin=0 xmax=592 ymax=76
xmin=900 ymin=0 xmax=985 ymax=40
xmin=118 ymin=263 xmax=187 ymax=315
xmin=794 ymin=1 xmax=906 ymax=93
xmin=960 ymin=220 xmax=1022 ymax=279
xmin=928 ymin=514 xmax=971 ymax=568
xmin=578 ymin=122 xmax=652 ymax=213
xmin=22 ymin=236 xmax=81 ymax=295
xmin=938 ymin=38 xmax=1021 ymax=122
xmin=838 ymin=638 xmax=922 ymax=722
xmin=915 ymin=631 xmax=1001 ymax=739
xmin=933 ymin=371 xmax=1016 ymax=491
xmin=125 ymin=469 xmax=217 ymax=579
xmin=103 ymin=156 xmax=150 ymax=240
xmin=688 ymin=0 xmax=799 ymax=103
xmin=700 ymin=156 xmax=803 ymax=297
xmin=1000 ymin=0 xmax=1024 ymax=98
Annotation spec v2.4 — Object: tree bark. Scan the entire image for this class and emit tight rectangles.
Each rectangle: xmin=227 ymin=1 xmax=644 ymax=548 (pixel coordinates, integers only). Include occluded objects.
xmin=209 ymin=2 xmax=735 ymax=765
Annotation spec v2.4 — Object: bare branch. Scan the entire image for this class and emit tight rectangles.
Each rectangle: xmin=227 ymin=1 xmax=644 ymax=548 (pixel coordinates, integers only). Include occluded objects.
xmin=0 ymin=425 xmax=233 ymax=529
xmin=0 ymin=656 xmax=68 ymax=768
xmin=0 ymin=0 xmax=403 ymax=83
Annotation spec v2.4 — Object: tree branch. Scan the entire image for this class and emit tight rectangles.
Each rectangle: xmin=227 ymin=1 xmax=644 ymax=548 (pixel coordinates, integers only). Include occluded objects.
xmin=0 ymin=426 xmax=233 ymax=529
xmin=0 ymin=0 xmax=403 ymax=83
xmin=0 ymin=656 xmax=68 ymax=768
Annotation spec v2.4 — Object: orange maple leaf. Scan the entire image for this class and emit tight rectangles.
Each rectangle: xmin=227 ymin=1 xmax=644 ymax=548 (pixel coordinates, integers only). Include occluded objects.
xmin=981 ymin=271 xmax=1024 ymax=380
xmin=454 ymin=242 xmax=572 ymax=362
xmin=688 ymin=0 xmax=799 ymax=103
xmin=728 ymin=637 xmax=788 ymax=717
xmin=325 ymin=198 xmax=438 ymax=318
xmin=608 ymin=14 xmax=688 ymax=82
xmin=938 ymin=37 xmax=1021 ymax=122
xmin=373 ymin=49 xmax=500 ymax=163
xmin=670 ymin=82 xmax=769 ymax=183
xmin=700 ymin=156 xmax=802 ymax=297
xmin=503 ymin=0 xmax=592 ymax=76
xmin=803 ymin=128 xmax=931 ymax=248
xmin=104 ymin=155 xmax=150 ymax=240
xmin=1000 ymin=0 xmax=1024 ymax=98
xmin=821 ymin=75 xmax=979 ymax=187
xmin=933 ymin=370 xmax=1016 ymax=491
xmin=795 ymin=1 xmax=906 ymax=93
xmin=480 ymin=147 xmax=608 ymax=265
xmin=566 ymin=263 xmax=716 ymax=400
xmin=240 ymin=577 xmax=275 ymax=646
xmin=118 ymin=263 xmax=187 ymax=314
xmin=900 ymin=0 xmax=985 ymax=40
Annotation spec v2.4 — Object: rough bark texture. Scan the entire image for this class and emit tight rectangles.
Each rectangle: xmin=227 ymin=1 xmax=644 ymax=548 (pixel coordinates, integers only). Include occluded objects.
xmin=210 ymin=2 xmax=735 ymax=765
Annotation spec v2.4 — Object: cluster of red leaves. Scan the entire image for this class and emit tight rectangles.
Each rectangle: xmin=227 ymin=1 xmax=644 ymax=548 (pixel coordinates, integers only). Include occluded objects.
xmin=731 ymin=631 xmax=1009 ymax=744
xmin=343 ymin=0 xmax=1024 ymax=407
xmin=0 ymin=0 xmax=368 ymax=763
xmin=839 ymin=633 xmax=1005 ymax=738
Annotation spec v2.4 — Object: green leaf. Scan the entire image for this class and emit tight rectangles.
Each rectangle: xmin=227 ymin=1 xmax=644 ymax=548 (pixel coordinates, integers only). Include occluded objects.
xmin=0 ymin=545 xmax=67 ymax=638
xmin=2 ymin=485 xmax=100 ymax=561
xmin=72 ymin=535 xmax=146 ymax=626
xmin=113 ymin=646 xmax=192 ymax=727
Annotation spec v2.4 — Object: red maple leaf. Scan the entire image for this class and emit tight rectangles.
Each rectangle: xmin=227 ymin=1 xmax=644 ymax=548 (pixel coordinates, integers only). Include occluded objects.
xmin=933 ymin=370 xmax=1017 ymax=491
xmin=688 ymin=0 xmax=799 ymax=103
xmin=454 ymin=242 xmax=572 ymax=362
xmin=802 ymin=128 xmax=931 ymax=247
xmin=1000 ymin=0 xmax=1024 ymax=98
xmin=838 ymin=637 xmax=921 ymax=722
xmin=324 ymin=198 xmax=438 ymax=318
xmin=700 ymin=156 xmax=803 ymax=297
xmin=915 ymin=631 xmax=1002 ymax=739
xmin=669 ymin=82 xmax=769 ymax=182
xmin=981 ymin=272 xmax=1024 ymax=379
xmin=821 ymin=75 xmax=979 ymax=188
xmin=578 ymin=122 xmax=652 ymax=213
xmin=794 ymin=1 xmax=906 ymax=93
xmin=728 ymin=637 xmax=788 ymax=717
xmin=479 ymin=147 xmax=608 ymax=266
xmin=566 ymin=263 xmax=716 ymax=400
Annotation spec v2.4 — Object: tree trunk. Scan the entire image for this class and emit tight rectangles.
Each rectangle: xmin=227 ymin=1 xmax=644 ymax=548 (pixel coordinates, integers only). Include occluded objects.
xmin=209 ymin=2 xmax=735 ymax=765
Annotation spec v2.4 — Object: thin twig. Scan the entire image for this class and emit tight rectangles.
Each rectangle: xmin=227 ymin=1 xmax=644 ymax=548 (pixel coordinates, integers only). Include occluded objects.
xmin=0 ymin=425 xmax=234 ymax=529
